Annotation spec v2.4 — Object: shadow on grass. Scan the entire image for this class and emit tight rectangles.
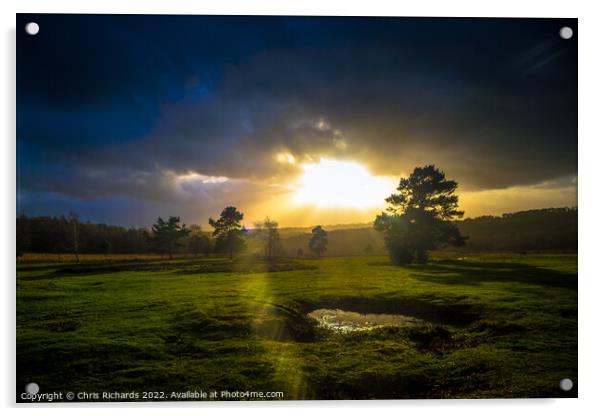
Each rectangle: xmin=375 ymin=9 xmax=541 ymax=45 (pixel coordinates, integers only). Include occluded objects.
xmin=407 ymin=260 xmax=577 ymax=290
xmin=17 ymin=258 xmax=316 ymax=280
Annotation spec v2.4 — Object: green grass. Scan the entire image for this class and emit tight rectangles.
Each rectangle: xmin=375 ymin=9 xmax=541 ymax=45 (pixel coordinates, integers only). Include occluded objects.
xmin=16 ymin=253 xmax=577 ymax=400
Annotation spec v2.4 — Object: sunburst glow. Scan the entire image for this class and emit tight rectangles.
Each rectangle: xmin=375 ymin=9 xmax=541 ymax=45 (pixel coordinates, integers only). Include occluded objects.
xmin=293 ymin=159 xmax=396 ymax=208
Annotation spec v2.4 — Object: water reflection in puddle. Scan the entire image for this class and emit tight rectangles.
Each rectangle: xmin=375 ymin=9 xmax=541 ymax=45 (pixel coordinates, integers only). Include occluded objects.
xmin=308 ymin=308 xmax=421 ymax=333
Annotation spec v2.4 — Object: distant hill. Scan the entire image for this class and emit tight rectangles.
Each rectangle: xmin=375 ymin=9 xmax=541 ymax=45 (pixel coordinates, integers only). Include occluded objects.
xmin=457 ymin=207 xmax=577 ymax=252
xmin=278 ymin=223 xmax=373 ymax=237
xmin=281 ymin=227 xmax=386 ymax=257
xmin=280 ymin=207 xmax=577 ymax=256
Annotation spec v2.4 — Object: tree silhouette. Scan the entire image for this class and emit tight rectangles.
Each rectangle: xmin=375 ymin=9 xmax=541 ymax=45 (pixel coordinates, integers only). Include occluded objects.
xmin=149 ymin=216 xmax=190 ymax=260
xmin=209 ymin=206 xmax=246 ymax=260
xmin=309 ymin=225 xmax=328 ymax=257
xmin=254 ymin=217 xmax=281 ymax=259
xmin=374 ymin=165 xmax=466 ymax=264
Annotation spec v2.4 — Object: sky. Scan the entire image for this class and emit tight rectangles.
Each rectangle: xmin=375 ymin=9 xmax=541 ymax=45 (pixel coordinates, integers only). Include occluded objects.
xmin=17 ymin=14 xmax=577 ymax=228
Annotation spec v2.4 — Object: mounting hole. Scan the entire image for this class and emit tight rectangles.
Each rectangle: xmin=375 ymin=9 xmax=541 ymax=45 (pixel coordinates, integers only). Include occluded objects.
xmin=559 ymin=26 xmax=573 ymax=40
xmin=25 ymin=22 xmax=39 ymax=36
xmin=559 ymin=378 xmax=573 ymax=391
xmin=25 ymin=382 xmax=39 ymax=395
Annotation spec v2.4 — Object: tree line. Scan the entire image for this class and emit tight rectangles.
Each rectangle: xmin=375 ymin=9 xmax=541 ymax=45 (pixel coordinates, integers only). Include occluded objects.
xmin=458 ymin=207 xmax=577 ymax=252
xmin=16 ymin=209 xmax=329 ymax=261
xmin=17 ymin=213 xmax=151 ymax=257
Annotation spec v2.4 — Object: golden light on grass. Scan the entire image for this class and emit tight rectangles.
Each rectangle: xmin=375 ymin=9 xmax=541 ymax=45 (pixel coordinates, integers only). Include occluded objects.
xmin=293 ymin=159 xmax=396 ymax=209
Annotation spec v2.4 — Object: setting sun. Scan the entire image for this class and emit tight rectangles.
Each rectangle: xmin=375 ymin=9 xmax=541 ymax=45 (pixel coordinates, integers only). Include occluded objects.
xmin=293 ymin=159 xmax=396 ymax=208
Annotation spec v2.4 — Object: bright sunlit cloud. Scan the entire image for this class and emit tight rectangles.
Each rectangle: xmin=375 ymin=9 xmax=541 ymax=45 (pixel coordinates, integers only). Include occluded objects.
xmin=175 ymin=172 xmax=229 ymax=184
xmin=293 ymin=159 xmax=397 ymax=209
xmin=276 ymin=152 xmax=296 ymax=164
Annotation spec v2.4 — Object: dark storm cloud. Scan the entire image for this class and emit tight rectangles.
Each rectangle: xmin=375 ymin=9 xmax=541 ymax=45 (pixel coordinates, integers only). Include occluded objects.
xmin=17 ymin=15 xmax=577 ymax=224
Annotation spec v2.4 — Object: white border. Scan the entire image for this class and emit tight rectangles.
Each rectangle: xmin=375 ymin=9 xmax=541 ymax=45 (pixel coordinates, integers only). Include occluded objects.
xmin=2 ymin=1 xmax=601 ymax=415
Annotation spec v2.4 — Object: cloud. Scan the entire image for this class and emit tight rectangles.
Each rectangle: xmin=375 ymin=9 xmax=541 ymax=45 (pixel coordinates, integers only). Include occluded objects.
xmin=16 ymin=15 xmax=577 ymax=225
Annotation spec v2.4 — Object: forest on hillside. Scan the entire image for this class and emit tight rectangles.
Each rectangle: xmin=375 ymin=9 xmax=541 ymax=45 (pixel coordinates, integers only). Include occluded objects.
xmin=16 ymin=207 xmax=576 ymax=257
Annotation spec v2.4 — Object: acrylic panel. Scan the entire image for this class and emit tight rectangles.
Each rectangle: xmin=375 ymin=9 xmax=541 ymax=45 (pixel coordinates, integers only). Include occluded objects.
xmin=16 ymin=14 xmax=577 ymax=402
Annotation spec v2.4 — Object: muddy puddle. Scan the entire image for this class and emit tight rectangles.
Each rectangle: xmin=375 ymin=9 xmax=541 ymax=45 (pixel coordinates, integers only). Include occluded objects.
xmin=308 ymin=308 xmax=422 ymax=333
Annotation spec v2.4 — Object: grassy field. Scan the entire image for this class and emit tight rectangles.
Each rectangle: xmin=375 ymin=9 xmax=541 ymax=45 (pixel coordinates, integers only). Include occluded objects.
xmin=16 ymin=253 xmax=577 ymax=401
